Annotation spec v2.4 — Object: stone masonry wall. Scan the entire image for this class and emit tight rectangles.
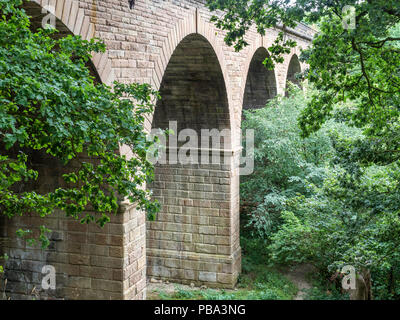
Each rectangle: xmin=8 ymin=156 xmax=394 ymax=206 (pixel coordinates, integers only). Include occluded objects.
xmin=148 ymin=155 xmax=241 ymax=288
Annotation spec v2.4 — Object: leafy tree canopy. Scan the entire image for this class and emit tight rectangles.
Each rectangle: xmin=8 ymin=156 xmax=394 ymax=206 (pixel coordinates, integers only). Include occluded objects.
xmin=207 ymin=0 xmax=400 ymax=152
xmin=0 ymin=0 xmax=159 ymax=246
xmin=242 ymin=87 xmax=400 ymax=299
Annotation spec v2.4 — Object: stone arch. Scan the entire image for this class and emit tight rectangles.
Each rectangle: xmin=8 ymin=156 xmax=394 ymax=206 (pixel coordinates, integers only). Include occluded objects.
xmin=148 ymin=10 xmax=236 ymax=143
xmin=146 ymin=32 xmax=240 ymax=288
xmin=152 ymin=33 xmax=231 ymax=143
xmin=242 ymin=47 xmax=278 ymax=110
xmin=25 ymin=0 xmax=114 ymax=85
xmin=285 ymin=53 xmax=302 ymax=94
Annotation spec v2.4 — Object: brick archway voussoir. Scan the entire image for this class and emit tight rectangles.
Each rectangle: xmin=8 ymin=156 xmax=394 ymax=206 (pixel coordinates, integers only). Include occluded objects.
xmin=31 ymin=0 xmax=115 ymax=86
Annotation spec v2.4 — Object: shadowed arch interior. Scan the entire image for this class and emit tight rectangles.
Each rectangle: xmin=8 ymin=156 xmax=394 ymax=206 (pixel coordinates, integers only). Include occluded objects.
xmin=286 ymin=54 xmax=302 ymax=95
xmin=243 ymin=47 xmax=277 ymax=110
xmin=152 ymin=34 xmax=231 ymax=146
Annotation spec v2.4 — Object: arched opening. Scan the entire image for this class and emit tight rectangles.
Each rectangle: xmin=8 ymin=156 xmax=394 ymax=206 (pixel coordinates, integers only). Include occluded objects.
xmin=285 ymin=54 xmax=302 ymax=95
xmin=147 ymin=34 xmax=240 ymax=288
xmin=152 ymin=34 xmax=231 ymax=146
xmin=243 ymin=48 xmax=277 ymax=110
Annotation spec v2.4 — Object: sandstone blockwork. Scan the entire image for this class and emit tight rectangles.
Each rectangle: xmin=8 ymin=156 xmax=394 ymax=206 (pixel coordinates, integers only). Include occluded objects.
xmin=0 ymin=0 xmax=313 ymax=299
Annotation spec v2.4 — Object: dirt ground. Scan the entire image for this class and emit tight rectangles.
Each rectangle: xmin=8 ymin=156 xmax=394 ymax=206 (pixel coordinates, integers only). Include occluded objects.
xmin=282 ymin=264 xmax=315 ymax=300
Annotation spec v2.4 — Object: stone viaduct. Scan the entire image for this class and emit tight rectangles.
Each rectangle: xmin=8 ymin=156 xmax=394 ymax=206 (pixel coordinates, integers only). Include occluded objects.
xmin=0 ymin=0 xmax=314 ymax=299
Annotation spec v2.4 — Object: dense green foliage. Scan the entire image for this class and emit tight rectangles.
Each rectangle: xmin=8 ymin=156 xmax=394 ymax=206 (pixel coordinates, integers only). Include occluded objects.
xmin=208 ymin=0 xmax=400 ymax=300
xmin=241 ymin=84 xmax=346 ymax=238
xmin=241 ymin=87 xmax=400 ymax=299
xmin=0 ymin=0 xmax=159 ymax=247
xmin=206 ymin=1 xmax=400 ymax=140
